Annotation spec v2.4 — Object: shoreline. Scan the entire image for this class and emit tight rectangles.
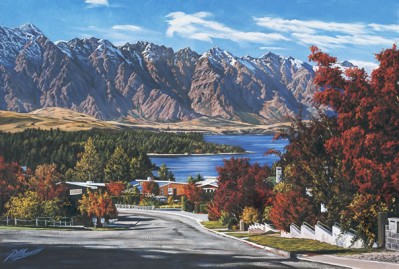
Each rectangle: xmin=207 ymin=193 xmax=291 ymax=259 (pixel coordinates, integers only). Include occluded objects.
xmin=147 ymin=151 xmax=249 ymax=157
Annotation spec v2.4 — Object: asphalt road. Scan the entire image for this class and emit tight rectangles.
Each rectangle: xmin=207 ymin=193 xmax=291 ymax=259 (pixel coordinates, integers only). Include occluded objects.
xmin=0 ymin=211 xmax=339 ymax=269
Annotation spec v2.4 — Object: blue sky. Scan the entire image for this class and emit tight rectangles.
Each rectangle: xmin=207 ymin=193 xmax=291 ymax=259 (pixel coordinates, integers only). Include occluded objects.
xmin=1 ymin=0 xmax=398 ymax=70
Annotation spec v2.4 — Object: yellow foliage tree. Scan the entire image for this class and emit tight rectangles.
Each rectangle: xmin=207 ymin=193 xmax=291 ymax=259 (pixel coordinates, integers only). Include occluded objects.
xmin=241 ymin=206 xmax=260 ymax=225
xmin=6 ymin=191 xmax=42 ymax=220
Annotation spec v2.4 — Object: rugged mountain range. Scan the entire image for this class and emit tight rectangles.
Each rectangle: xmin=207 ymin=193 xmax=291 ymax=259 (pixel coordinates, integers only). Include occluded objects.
xmin=1 ymin=24 xmax=322 ymax=124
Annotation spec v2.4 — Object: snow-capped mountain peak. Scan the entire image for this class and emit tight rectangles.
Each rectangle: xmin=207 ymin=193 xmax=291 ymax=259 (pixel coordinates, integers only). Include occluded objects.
xmin=18 ymin=23 xmax=42 ymax=36
xmin=0 ymin=24 xmax=43 ymax=67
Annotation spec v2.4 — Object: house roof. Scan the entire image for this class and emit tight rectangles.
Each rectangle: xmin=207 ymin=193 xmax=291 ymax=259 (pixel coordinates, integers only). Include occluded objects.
xmin=63 ymin=181 xmax=105 ymax=190
xmin=135 ymin=179 xmax=172 ymax=184
xmin=159 ymin=182 xmax=188 ymax=187
xmin=200 ymin=183 xmax=218 ymax=188
xmin=196 ymin=177 xmax=218 ymax=188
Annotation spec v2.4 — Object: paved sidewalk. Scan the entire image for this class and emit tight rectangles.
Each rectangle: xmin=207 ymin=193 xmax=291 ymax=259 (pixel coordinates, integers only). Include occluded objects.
xmin=299 ymin=254 xmax=399 ymax=269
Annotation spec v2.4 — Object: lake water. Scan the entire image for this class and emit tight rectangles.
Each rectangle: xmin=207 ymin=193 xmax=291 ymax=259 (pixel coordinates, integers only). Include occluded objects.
xmin=150 ymin=135 xmax=288 ymax=182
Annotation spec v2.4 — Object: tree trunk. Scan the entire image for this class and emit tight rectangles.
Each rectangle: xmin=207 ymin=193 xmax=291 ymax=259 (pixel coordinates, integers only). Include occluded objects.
xmin=96 ymin=217 xmax=103 ymax=228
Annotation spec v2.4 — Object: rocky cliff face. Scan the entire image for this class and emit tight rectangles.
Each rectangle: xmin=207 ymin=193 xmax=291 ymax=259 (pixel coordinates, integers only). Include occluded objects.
xmin=0 ymin=24 xmax=323 ymax=123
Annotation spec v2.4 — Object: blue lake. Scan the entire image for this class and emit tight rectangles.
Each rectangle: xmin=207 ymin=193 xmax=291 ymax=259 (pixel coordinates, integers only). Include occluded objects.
xmin=150 ymin=135 xmax=288 ymax=182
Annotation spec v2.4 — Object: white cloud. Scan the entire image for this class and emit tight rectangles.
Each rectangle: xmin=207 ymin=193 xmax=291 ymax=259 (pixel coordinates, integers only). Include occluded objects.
xmin=78 ymin=24 xmax=153 ymax=45
xmin=165 ymin=12 xmax=398 ymax=51
xmin=166 ymin=12 xmax=288 ymax=44
xmin=368 ymin=23 xmax=399 ymax=32
xmin=255 ymin=16 xmax=398 ymax=50
xmin=292 ymin=33 xmax=394 ymax=50
xmin=112 ymin=25 xmax=143 ymax=32
xmin=259 ymin=46 xmax=287 ymax=51
xmin=255 ymin=17 xmax=365 ymax=35
xmin=85 ymin=0 xmax=109 ymax=6
xmin=349 ymin=60 xmax=379 ymax=74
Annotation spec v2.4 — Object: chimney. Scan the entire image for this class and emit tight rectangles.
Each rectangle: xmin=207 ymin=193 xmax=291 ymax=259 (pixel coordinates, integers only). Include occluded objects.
xmin=276 ymin=167 xmax=282 ymax=183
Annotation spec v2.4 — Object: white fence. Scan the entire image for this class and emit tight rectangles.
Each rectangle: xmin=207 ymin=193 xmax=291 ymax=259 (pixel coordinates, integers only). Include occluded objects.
xmin=301 ymin=222 xmax=316 ymax=239
xmin=116 ymin=204 xmax=155 ymax=210
xmin=248 ymin=222 xmax=279 ymax=233
xmin=0 ymin=216 xmax=76 ymax=227
xmin=282 ymin=221 xmax=365 ymax=248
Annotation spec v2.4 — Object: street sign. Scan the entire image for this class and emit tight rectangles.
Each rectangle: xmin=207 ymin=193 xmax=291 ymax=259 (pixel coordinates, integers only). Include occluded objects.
xmin=69 ymin=189 xmax=83 ymax=195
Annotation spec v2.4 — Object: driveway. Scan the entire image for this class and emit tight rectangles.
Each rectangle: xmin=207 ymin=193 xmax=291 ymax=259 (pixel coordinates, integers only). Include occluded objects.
xmin=0 ymin=210 xmax=339 ymax=268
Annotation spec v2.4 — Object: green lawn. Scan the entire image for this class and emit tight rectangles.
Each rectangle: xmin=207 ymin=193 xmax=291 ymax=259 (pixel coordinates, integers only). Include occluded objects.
xmin=159 ymin=205 xmax=182 ymax=209
xmin=227 ymin=233 xmax=355 ymax=254
xmin=201 ymin=221 xmax=228 ymax=229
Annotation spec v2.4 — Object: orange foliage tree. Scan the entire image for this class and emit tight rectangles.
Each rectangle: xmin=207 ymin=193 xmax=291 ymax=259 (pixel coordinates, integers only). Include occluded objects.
xmin=106 ymin=181 xmax=126 ymax=197
xmin=0 ymin=156 xmax=29 ymax=214
xmin=29 ymin=164 xmax=66 ymax=201
xmin=79 ymin=190 xmax=117 ymax=227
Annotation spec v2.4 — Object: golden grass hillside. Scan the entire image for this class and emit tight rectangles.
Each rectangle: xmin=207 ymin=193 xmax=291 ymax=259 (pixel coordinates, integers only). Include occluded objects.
xmin=0 ymin=108 xmax=121 ymax=133
xmin=0 ymin=107 xmax=290 ymax=134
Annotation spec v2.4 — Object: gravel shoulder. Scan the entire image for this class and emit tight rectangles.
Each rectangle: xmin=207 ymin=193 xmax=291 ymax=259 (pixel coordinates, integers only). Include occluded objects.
xmin=342 ymin=251 xmax=399 ymax=263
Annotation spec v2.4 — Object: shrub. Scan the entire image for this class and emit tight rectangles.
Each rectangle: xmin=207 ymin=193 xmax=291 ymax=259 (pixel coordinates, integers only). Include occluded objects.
xmin=241 ymin=207 xmax=260 ymax=225
xmin=219 ymin=211 xmax=235 ymax=229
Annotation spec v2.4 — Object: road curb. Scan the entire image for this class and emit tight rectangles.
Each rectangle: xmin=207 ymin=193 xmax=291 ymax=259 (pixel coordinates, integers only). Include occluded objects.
xmin=298 ymin=254 xmax=399 ymax=269
xmin=297 ymin=255 xmax=351 ymax=269
xmin=198 ymin=222 xmax=295 ymax=259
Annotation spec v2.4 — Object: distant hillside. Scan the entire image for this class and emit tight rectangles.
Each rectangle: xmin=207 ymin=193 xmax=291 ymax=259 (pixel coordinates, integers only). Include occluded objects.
xmin=0 ymin=107 xmax=121 ymax=132
xmin=0 ymin=107 xmax=291 ymax=134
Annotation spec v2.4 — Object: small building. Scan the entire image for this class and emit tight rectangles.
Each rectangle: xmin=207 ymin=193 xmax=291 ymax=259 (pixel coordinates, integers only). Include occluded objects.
xmin=58 ymin=181 xmax=106 ymax=209
xmin=196 ymin=177 xmax=218 ymax=194
xmin=159 ymin=182 xmax=187 ymax=197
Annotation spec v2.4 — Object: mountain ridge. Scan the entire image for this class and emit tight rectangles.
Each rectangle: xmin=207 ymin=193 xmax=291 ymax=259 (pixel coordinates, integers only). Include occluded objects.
xmin=0 ymin=24 xmax=345 ymax=124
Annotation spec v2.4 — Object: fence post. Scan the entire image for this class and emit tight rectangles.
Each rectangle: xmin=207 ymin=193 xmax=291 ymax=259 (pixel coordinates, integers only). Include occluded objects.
xmin=14 ymin=218 xmax=17 ymax=226
xmin=71 ymin=217 xmax=73 ymax=226
xmin=378 ymin=212 xmax=388 ymax=248
xmin=6 ymin=216 xmax=8 ymax=226
xmin=36 ymin=218 xmax=38 ymax=227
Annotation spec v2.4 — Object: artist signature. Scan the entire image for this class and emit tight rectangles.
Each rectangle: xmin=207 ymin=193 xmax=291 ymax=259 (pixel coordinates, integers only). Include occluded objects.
xmin=3 ymin=247 xmax=44 ymax=262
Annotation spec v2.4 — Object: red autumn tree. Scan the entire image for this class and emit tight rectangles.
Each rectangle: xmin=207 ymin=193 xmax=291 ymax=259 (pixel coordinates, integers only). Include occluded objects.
xmin=141 ymin=179 xmax=159 ymax=196
xmin=0 ymin=156 xmax=29 ymax=214
xmin=29 ymin=164 xmax=66 ymax=201
xmin=208 ymin=158 xmax=273 ymax=223
xmin=183 ymin=182 xmax=205 ymax=209
xmin=106 ymin=181 xmax=126 ymax=196
xmin=309 ymin=45 xmax=399 ymax=245
xmin=79 ymin=190 xmax=117 ymax=227
xmin=270 ymin=190 xmax=318 ymax=231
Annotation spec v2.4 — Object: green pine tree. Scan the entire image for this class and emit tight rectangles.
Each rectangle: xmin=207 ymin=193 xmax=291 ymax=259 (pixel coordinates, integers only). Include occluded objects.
xmin=104 ymin=146 xmax=130 ymax=182
xmin=158 ymin=163 xmax=169 ymax=181
xmin=130 ymin=154 xmax=153 ymax=180
xmin=74 ymin=137 xmax=102 ymax=182
xmin=167 ymin=171 xmax=175 ymax=182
